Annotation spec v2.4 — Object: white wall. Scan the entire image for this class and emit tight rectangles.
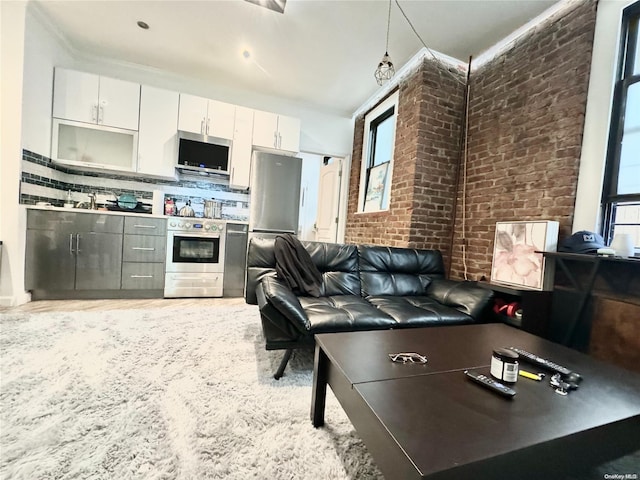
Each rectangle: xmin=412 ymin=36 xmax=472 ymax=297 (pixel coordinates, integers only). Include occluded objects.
xmin=0 ymin=1 xmax=29 ymax=306
xmin=573 ymin=0 xmax=635 ymax=233
xmin=21 ymin=5 xmax=74 ymax=156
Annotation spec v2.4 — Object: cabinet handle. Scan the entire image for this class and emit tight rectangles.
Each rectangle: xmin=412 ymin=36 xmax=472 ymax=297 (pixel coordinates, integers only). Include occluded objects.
xmin=201 ymin=118 xmax=205 ymax=135
xmin=91 ymin=104 xmax=98 ymax=122
xmin=98 ymin=105 xmax=104 ymax=124
xmin=133 ymin=224 xmax=157 ymax=229
xmin=278 ymin=133 xmax=282 ymax=149
xmin=132 ymin=247 xmax=155 ymax=251
xmin=76 ymin=233 xmax=81 ymax=253
xmin=206 ymin=118 xmax=210 ymax=135
xmin=130 ymin=275 xmax=153 ymax=278
xmin=69 ymin=233 xmax=74 ymax=254
xmin=273 ymin=131 xmax=278 ymax=148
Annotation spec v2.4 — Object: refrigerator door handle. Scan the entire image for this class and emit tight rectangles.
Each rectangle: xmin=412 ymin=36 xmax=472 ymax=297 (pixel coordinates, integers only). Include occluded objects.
xmin=251 ymin=228 xmax=296 ymax=234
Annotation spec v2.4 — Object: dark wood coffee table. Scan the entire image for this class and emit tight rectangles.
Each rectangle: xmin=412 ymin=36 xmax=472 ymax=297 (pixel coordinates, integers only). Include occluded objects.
xmin=311 ymin=324 xmax=640 ymax=480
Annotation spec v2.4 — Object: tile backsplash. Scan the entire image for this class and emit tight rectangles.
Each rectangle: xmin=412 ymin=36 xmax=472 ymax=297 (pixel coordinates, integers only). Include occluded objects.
xmin=20 ymin=150 xmax=250 ymax=221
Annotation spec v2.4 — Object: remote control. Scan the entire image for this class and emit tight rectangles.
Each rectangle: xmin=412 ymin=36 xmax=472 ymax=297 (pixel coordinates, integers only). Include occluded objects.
xmin=464 ymin=370 xmax=516 ymax=398
xmin=507 ymin=347 xmax=581 ymax=382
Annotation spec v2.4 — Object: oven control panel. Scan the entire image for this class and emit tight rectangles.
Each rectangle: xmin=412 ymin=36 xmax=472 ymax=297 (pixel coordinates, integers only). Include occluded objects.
xmin=167 ymin=220 xmax=225 ymax=233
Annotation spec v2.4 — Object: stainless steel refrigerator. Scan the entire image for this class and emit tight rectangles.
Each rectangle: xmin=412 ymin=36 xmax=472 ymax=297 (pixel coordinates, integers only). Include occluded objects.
xmin=248 ymin=151 xmax=302 ymax=243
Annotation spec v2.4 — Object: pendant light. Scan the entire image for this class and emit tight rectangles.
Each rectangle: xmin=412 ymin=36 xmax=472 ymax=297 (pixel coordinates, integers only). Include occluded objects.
xmin=374 ymin=0 xmax=395 ymax=86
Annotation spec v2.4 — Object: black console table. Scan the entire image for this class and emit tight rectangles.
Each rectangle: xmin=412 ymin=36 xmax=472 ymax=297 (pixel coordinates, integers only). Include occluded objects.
xmin=541 ymin=252 xmax=640 ymax=351
xmin=477 ymin=281 xmax=552 ymax=338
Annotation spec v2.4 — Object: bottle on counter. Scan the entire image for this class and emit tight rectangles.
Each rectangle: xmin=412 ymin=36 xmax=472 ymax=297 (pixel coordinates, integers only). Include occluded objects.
xmin=164 ymin=198 xmax=175 ymax=216
xmin=64 ymin=190 xmax=74 ymax=209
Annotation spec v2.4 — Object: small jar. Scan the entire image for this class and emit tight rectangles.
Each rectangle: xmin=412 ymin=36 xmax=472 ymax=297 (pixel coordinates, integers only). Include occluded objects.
xmin=490 ymin=348 xmax=519 ymax=383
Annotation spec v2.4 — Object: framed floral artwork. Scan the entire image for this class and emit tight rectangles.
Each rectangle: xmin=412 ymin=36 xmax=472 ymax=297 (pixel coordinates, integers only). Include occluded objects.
xmin=490 ymin=221 xmax=559 ymax=290
xmin=363 ymin=162 xmax=389 ymax=212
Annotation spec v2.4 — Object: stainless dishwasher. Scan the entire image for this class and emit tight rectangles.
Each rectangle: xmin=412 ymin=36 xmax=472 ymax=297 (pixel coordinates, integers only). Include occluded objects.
xmin=223 ymin=222 xmax=248 ymax=297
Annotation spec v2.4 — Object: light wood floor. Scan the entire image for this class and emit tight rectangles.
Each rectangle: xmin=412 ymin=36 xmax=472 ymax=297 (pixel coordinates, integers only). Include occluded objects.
xmin=1 ymin=297 xmax=246 ymax=313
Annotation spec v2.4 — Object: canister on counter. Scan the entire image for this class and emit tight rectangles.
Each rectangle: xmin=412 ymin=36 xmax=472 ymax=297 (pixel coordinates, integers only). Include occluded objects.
xmin=164 ymin=198 xmax=175 ymax=216
xmin=490 ymin=348 xmax=519 ymax=383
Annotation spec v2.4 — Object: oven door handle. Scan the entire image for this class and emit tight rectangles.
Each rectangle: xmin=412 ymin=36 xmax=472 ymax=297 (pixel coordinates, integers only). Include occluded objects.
xmin=170 ymin=233 xmax=221 ymax=239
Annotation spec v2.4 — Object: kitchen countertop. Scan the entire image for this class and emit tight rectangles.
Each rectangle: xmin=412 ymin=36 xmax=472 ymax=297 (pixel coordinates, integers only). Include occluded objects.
xmin=26 ymin=204 xmax=167 ymax=219
xmin=25 ymin=205 xmax=248 ymax=224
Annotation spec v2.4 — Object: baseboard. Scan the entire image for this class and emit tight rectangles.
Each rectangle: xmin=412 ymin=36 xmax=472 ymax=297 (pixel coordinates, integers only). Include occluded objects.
xmin=0 ymin=291 xmax=32 ymax=308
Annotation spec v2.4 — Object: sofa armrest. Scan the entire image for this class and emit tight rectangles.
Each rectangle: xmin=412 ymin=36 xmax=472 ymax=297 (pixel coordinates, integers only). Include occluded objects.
xmin=258 ymin=275 xmax=311 ymax=333
xmin=426 ymin=279 xmax=494 ymax=320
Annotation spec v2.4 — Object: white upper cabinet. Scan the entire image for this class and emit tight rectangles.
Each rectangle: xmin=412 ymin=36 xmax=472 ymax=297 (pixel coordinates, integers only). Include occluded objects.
xmin=277 ymin=115 xmax=301 ymax=152
xmin=229 ymin=106 xmax=254 ymax=190
xmin=252 ymin=109 xmax=300 ymax=152
xmin=178 ymin=94 xmax=236 ymax=140
xmin=53 ymin=68 xmax=140 ymax=130
xmin=137 ymin=85 xmax=179 ymax=179
xmin=252 ymin=110 xmax=279 ymax=149
xmin=177 ymin=94 xmax=208 ymax=134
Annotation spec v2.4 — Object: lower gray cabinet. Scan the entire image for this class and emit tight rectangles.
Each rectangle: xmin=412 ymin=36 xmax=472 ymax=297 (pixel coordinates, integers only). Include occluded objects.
xmin=74 ymin=232 xmax=123 ymax=290
xmin=121 ymin=216 xmax=166 ymax=290
xmin=25 ymin=210 xmax=123 ymax=292
xmin=26 ymin=209 xmax=166 ymax=299
xmin=121 ymin=263 xmax=165 ymax=290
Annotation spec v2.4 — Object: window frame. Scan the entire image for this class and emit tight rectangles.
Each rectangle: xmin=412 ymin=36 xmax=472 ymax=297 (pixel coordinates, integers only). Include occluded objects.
xmin=357 ymin=91 xmax=399 ymax=213
xmin=601 ymin=2 xmax=640 ymax=245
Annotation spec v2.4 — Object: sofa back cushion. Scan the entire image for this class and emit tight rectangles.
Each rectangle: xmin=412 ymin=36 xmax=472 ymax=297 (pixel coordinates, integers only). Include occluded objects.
xmin=245 ymin=237 xmax=360 ymax=304
xmin=305 ymin=242 xmax=361 ymax=297
xmin=359 ymin=245 xmax=445 ymax=297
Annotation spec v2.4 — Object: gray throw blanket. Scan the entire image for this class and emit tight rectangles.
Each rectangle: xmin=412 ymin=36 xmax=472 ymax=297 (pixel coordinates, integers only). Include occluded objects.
xmin=274 ymin=234 xmax=323 ymax=297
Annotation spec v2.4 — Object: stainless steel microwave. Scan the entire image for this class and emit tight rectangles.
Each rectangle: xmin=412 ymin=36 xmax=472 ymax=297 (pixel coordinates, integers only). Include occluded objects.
xmin=176 ymin=130 xmax=231 ymax=175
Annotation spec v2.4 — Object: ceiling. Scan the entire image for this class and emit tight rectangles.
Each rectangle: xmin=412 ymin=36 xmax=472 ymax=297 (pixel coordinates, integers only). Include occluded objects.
xmin=33 ymin=0 xmax=560 ymax=117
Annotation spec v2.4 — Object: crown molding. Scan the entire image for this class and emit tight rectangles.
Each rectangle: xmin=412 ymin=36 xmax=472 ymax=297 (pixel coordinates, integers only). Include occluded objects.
xmin=26 ymin=1 xmax=77 ymax=56
xmin=471 ymin=0 xmax=576 ymax=71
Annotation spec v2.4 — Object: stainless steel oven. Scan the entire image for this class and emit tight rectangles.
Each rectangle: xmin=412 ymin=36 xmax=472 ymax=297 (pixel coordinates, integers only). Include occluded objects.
xmin=164 ymin=219 xmax=226 ymax=297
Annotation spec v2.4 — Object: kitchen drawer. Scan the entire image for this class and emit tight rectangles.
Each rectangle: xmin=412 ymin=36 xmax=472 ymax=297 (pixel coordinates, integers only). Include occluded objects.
xmin=27 ymin=209 xmax=124 ymax=233
xmin=124 ymin=216 xmax=167 ymax=236
xmin=123 ymin=234 xmax=166 ymax=262
xmin=121 ymin=263 xmax=165 ymax=290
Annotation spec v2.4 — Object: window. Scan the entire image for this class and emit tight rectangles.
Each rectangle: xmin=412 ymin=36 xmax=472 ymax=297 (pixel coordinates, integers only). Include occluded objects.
xmin=602 ymin=2 xmax=640 ymax=252
xmin=358 ymin=92 xmax=399 ymax=212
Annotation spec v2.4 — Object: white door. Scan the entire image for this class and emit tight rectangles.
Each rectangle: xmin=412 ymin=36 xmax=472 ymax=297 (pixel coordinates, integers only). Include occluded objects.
xmin=53 ymin=68 xmax=99 ymax=124
xmin=98 ymin=76 xmax=140 ymax=130
xmin=208 ymin=100 xmax=236 ymax=139
xmin=178 ymin=93 xmax=208 ymax=134
xmin=315 ymin=159 xmax=341 ymax=243
xmin=229 ymin=106 xmax=254 ymax=189
xmin=137 ymin=85 xmax=179 ymax=179
xmin=252 ymin=110 xmax=278 ymax=149
xmin=298 ymin=153 xmax=322 ymax=241
xmin=277 ymin=114 xmax=301 ymax=152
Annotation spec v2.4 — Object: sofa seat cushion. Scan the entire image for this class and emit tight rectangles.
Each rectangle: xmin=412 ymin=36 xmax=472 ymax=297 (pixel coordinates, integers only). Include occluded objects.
xmin=299 ymin=295 xmax=396 ymax=334
xmin=366 ymin=295 xmax=474 ymax=326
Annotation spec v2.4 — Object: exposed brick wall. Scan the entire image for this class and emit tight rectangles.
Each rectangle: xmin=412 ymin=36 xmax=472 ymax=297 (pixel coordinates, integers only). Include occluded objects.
xmin=345 ymin=2 xmax=597 ymax=280
xmin=449 ymin=1 xmax=598 ymax=280
xmin=345 ymin=59 xmax=465 ymax=269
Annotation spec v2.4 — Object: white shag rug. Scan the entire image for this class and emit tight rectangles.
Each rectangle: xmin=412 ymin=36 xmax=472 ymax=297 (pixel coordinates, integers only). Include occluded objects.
xmin=0 ymin=305 xmax=383 ymax=480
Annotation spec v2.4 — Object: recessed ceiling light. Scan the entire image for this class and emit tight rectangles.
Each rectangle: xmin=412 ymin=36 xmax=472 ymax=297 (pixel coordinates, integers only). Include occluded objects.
xmin=242 ymin=50 xmax=251 ymax=60
xmin=137 ymin=21 xmax=149 ymax=30
xmin=244 ymin=0 xmax=286 ymax=14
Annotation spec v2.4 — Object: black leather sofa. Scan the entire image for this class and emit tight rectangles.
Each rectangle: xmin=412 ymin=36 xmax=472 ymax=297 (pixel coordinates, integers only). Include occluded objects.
xmin=245 ymin=238 xmax=493 ymax=378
